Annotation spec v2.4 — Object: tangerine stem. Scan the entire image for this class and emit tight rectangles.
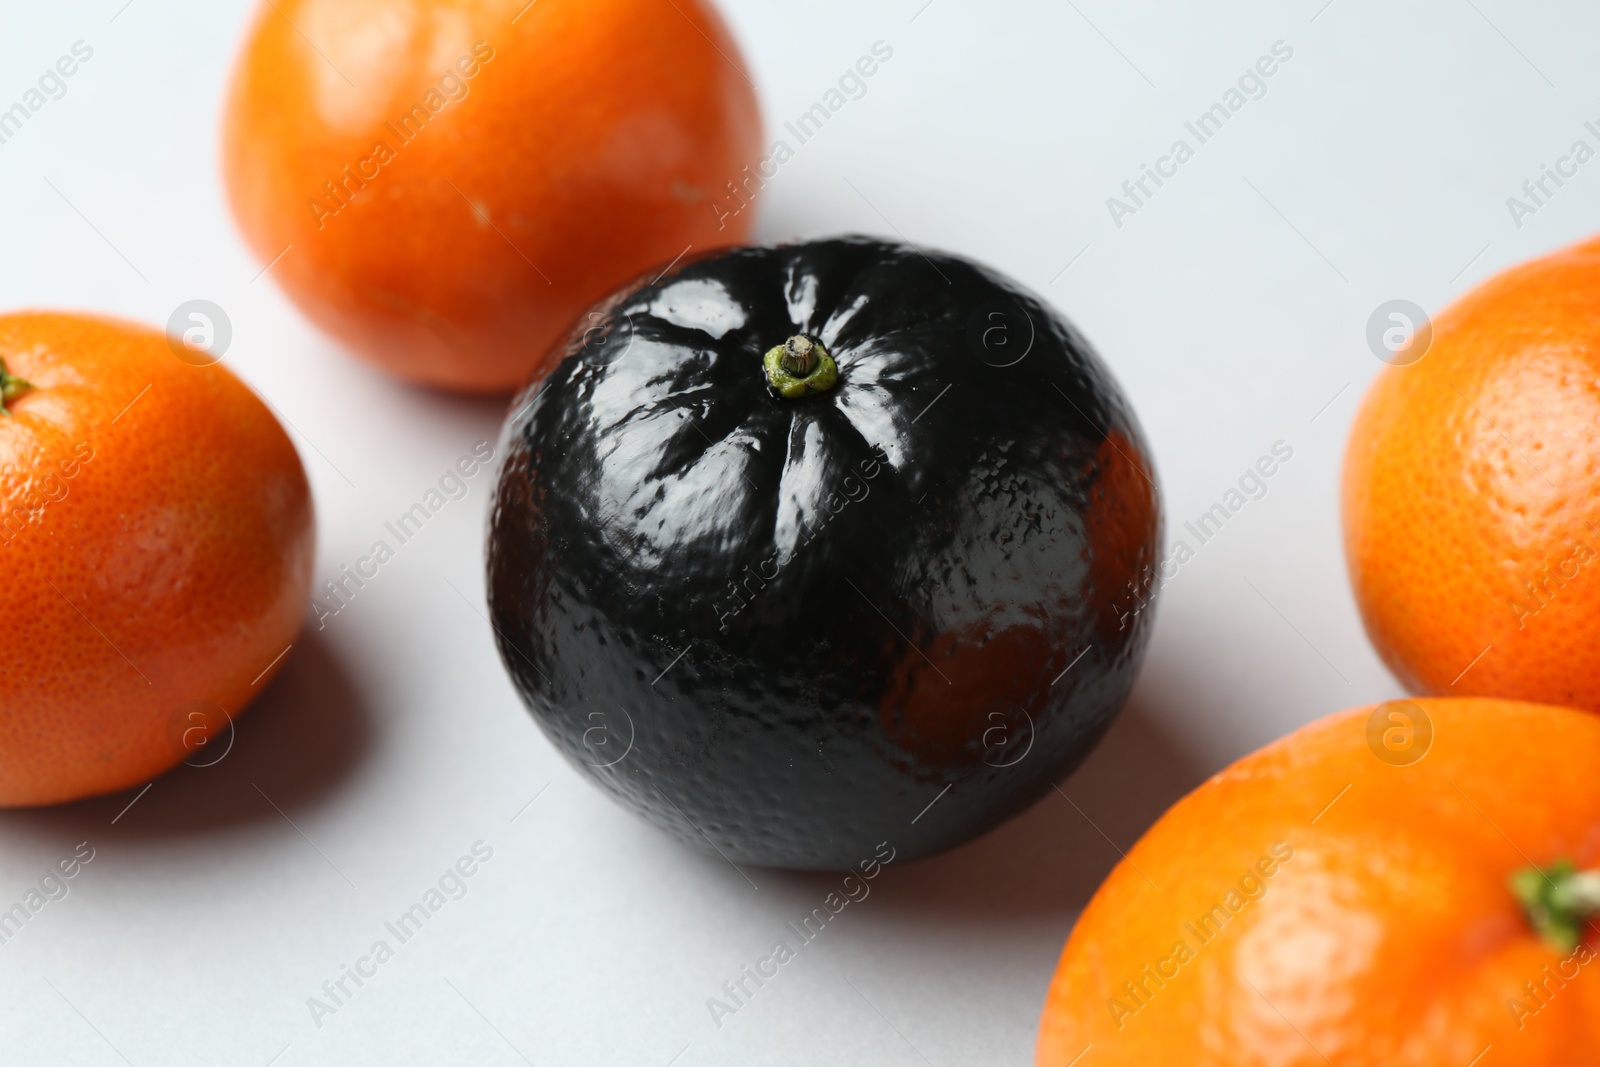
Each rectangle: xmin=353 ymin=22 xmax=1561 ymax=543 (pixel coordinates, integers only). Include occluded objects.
xmin=0 ymin=358 xmax=31 ymax=417
xmin=762 ymin=335 xmax=838 ymax=399
xmin=1511 ymin=860 xmax=1600 ymax=953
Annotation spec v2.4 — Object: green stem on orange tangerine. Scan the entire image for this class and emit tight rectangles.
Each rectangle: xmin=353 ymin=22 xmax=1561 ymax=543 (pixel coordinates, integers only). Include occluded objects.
xmin=0 ymin=358 xmax=31 ymax=417
xmin=1512 ymin=860 xmax=1600 ymax=953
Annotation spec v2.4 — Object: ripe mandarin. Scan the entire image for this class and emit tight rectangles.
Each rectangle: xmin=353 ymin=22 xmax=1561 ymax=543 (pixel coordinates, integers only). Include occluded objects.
xmin=0 ymin=313 xmax=313 ymax=806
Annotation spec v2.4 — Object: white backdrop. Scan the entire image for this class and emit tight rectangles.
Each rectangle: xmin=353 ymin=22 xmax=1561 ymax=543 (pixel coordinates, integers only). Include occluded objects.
xmin=0 ymin=1 xmax=1594 ymax=1063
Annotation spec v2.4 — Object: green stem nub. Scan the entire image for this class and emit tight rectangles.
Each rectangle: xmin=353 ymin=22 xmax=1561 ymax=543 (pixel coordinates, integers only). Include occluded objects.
xmin=763 ymin=335 xmax=838 ymax=399
xmin=0 ymin=358 xmax=31 ymax=417
xmin=1511 ymin=860 xmax=1600 ymax=953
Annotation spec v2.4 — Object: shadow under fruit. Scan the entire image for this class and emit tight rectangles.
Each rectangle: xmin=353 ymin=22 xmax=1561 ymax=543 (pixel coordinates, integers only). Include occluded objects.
xmin=488 ymin=237 xmax=1162 ymax=869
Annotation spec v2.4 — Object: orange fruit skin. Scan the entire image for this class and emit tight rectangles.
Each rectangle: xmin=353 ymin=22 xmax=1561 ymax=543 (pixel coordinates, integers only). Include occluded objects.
xmin=1036 ymin=698 xmax=1600 ymax=1066
xmin=221 ymin=0 xmax=763 ymax=394
xmin=0 ymin=313 xmax=314 ymax=806
xmin=1343 ymin=237 xmax=1600 ymax=707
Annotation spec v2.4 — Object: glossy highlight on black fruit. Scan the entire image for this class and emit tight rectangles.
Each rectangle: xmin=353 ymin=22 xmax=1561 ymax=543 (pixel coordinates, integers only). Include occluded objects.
xmin=487 ymin=237 xmax=1162 ymax=869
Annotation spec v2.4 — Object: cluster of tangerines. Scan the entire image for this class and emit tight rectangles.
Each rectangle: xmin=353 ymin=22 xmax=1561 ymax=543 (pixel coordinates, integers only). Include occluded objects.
xmin=0 ymin=0 xmax=759 ymax=803
xmin=1038 ymin=238 xmax=1600 ymax=1063
xmin=1 ymin=1 xmax=1598 ymax=1062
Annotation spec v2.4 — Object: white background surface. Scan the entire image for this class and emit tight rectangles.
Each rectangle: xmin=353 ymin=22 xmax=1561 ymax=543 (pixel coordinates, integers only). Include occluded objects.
xmin=0 ymin=1 xmax=1595 ymax=1063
